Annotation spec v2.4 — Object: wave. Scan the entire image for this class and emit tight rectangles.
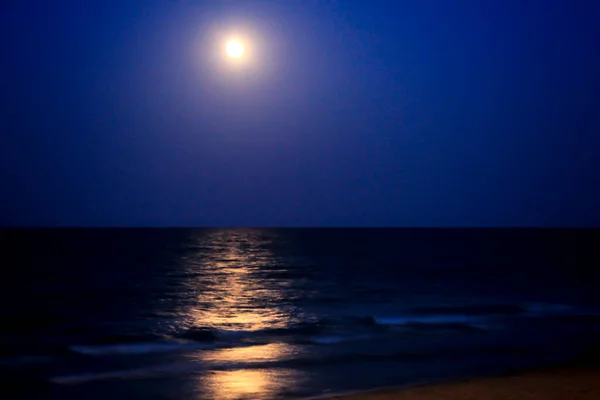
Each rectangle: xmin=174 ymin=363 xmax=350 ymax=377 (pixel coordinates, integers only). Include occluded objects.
xmin=69 ymin=340 xmax=212 ymax=356
xmin=51 ymin=342 xmax=538 ymax=386
xmin=305 ymin=333 xmax=385 ymax=345
xmin=69 ymin=326 xmax=241 ymax=356
xmin=68 ymin=330 xmax=385 ymax=356
xmin=374 ymin=303 xmax=596 ymax=328
xmin=50 ymin=361 xmax=202 ymax=385
xmin=210 ymin=351 xmax=428 ymax=371
xmin=374 ymin=315 xmax=488 ymax=327
xmin=522 ymin=303 xmax=576 ymax=315
xmin=64 ymin=303 xmax=598 ymax=357
xmin=50 ymin=350 xmax=429 ymax=385
xmin=178 ymin=327 xmax=219 ymax=341
xmin=405 ymin=304 xmax=525 ymax=316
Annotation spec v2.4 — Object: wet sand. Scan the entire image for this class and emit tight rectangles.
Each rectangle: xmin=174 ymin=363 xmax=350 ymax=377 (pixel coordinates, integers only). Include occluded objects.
xmin=326 ymin=367 xmax=600 ymax=400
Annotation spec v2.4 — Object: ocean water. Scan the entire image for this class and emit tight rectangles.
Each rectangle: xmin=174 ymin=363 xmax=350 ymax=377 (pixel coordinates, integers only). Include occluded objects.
xmin=1 ymin=228 xmax=599 ymax=399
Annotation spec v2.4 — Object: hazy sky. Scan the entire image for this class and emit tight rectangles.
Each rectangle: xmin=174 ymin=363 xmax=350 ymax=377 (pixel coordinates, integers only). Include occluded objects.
xmin=2 ymin=0 xmax=599 ymax=226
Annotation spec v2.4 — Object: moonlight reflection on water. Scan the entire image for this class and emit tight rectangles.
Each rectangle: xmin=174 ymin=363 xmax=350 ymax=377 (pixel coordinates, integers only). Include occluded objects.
xmin=181 ymin=230 xmax=307 ymax=399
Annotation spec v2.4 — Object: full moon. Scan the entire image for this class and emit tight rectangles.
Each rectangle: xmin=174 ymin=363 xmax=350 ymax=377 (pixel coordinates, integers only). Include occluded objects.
xmin=226 ymin=41 xmax=244 ymax=58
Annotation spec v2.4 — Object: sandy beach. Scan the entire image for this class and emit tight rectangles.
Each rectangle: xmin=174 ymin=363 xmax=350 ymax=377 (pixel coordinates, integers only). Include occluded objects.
xmin=325 ymin=367 xmax=600 ymax=400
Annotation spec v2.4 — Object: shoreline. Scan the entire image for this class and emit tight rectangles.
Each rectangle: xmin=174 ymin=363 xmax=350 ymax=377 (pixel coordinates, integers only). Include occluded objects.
xmin=313 ymin=367 xmax=600 ymax=400
xmin=311 ymin=349 xmax=600 ymax=400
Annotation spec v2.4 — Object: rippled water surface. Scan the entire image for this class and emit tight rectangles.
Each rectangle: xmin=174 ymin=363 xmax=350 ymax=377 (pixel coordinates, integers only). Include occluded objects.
xmin=1 ymin=228 xmax=599 ymax=399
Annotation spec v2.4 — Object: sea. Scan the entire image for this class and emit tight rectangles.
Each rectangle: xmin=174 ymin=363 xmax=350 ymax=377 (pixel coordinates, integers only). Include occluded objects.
xmin=1 ymin=228 xmax=599 ymax=399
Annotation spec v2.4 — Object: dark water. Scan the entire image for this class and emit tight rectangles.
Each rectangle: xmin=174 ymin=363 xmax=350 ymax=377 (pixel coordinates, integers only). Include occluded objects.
xmin=1 ymin=228 xmax=599 ymax=399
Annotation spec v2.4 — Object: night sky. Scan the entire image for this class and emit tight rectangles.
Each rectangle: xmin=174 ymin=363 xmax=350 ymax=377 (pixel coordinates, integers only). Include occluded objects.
xmin=2 ymin=0 xmax=599 ymax=227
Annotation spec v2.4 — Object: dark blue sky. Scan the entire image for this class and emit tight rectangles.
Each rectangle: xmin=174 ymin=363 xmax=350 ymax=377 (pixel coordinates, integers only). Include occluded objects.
xmin=2 ymin=0 xmax=599 ymax=227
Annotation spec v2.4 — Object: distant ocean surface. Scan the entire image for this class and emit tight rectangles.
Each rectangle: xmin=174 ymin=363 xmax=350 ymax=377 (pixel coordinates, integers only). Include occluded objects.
xmin=1 ymin=228 xmax=599 ymax=399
